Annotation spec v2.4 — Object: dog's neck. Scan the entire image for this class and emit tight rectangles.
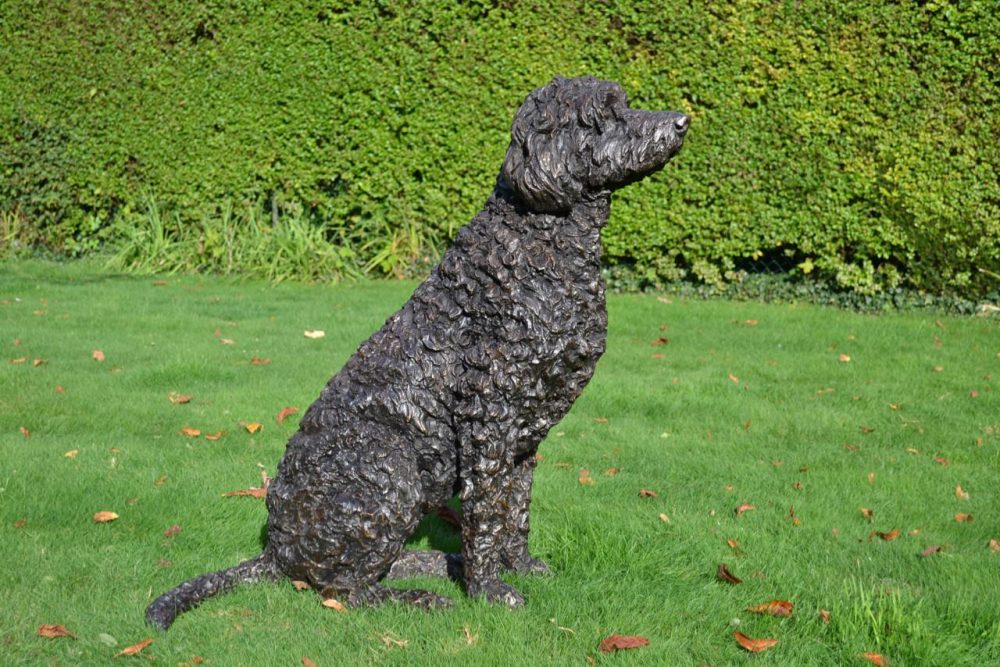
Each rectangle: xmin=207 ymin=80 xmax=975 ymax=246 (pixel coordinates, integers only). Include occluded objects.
xmin=489 ymin=184 xmax=611 ymax=233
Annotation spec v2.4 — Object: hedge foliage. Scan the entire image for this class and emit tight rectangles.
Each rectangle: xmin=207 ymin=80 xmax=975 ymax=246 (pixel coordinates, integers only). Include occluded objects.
xmin=1 ymin=0 xmax=998 ymax=295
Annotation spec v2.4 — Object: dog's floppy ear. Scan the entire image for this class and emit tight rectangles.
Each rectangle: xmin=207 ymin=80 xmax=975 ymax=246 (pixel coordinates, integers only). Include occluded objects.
xmin=500 ymin=78 xmax=583 ymax=213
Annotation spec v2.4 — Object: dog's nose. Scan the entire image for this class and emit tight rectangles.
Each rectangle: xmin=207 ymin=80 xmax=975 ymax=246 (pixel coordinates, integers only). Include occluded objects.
xmin=673 ymin=115 xmax=689 ymax=134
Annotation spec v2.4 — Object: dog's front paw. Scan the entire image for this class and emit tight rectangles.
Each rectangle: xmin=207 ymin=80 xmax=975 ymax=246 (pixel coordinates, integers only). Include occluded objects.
xmin=468 ymin=579 xmax=525 ymax=608
xmin=507 ymin=556 xmax=552 ymax=576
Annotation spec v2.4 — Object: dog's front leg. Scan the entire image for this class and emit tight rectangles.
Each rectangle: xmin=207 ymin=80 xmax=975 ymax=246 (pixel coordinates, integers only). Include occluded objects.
xmin=458 ymin=424 xmax=525 ymax=607
xmin=499 ymin=452 xmax=551 ymax=575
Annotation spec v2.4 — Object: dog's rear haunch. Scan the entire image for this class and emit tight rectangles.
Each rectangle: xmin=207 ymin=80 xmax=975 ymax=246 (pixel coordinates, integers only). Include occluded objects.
xmin=146 ymin=76 xmax=688 ymax=630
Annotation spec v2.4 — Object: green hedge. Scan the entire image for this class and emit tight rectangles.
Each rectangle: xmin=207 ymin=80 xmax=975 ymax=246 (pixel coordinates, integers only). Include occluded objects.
xmin=1 ymin=1 xmax=998 ymax=295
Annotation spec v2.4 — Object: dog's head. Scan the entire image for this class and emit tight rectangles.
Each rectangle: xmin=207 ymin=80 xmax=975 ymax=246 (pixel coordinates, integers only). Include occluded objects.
xmin=500 ymin=76 xmax=688 ymax=214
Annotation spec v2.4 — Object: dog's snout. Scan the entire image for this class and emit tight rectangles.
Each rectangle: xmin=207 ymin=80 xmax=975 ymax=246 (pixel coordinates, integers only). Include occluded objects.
xmin=673 ymin=115 xmax=689 ymax=135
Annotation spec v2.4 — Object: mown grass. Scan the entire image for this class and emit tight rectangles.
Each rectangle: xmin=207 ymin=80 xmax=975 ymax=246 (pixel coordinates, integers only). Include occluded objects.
xmin=2 ymin=259 xmax=998 ymax=666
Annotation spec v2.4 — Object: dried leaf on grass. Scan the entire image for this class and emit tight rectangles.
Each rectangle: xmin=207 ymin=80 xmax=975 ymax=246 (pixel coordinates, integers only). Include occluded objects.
xmin=168 ymin=392 xmax=192 ymax=405
xmin=746 ymin=600 xmax=794 ymax=617
xmin=735 ymin=503 xmax=756 ymax=517
xmin=598 ymin=634 xmax=649 ymax=653
xmin=733 ymin=632 xmax=778 ymax=653
xmin=435 ymin=506 xmax=462 ymax=528
xmin=92 ymin=349 xmax=105 ymax=362
xmin=115 ymin=639 xmax=153 ymax=657
xmin=93 ymin=511 xmax=119 ymax=523
xmin=276 ymin=406 xmax=300 ymax=425
xmin=861 ymin=652 xmax=888 ymax=666
xmin=955 ymin=484 xmax=970 ymax=500
xmin=38 ymin=624 xmax=76 ymax=639
xmin=717 ymin=563 xmax=742 ymax=585
xmin=224 ymin=487 xmax=267 ymax=499
xmin=955 ymin=513 xmax=973 ymax=523
xmin=321 ymin=598 xmax=347 ymax=613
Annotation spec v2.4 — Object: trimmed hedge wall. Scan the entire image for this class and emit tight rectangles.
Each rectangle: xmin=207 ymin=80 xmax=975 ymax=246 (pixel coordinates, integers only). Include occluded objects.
xmin=1 ymin=1 xmax=998 ymax=295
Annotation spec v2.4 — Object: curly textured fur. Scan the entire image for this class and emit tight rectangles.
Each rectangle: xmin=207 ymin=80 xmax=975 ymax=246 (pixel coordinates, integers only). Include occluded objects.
xmin=146 ymin=76 xmax=688 ymax=630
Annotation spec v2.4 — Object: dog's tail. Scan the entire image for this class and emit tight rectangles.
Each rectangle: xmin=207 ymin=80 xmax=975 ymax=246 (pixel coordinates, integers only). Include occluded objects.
xmin=145 ymin=551 xmax=279 ymax=630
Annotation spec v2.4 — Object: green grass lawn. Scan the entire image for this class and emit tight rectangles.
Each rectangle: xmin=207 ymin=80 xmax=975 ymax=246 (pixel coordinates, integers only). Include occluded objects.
xmin=2 ymin=259 xmax=998 ymax=666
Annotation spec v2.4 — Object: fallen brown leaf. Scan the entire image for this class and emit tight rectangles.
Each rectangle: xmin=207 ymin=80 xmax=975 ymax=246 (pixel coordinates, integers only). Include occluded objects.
xmin=876 ymin=529 xmax=901 ymax=541
xmin=955 ymin=513 xmax=973 ymax=523
xmin=726 ymin=538 xmax=741 ymax=553
xmin=10 ymin=357 xmax=27 ymax=364
xmin=168 ymin=392 xmax=192 ymax=405
xmin=115 ymin=639 xmax=153 ymax=657
xmin=934 ymin=457 xmax=950 ymax=465
xmin=639 ymin=489 xmax=658 ymax=498
xmin=989 ymin=539 xmax=1000 ymax=553
xmin=276 ymin=406 xmax=300 ymax=425
xmin=860 ymin=652 xmax=888 ymax=666
xmin=64 ymin=449 xmax=79 ymax=459
xmin=860 ymin=507 xmax=874 ymax=520
xmin=321 ymin=598 xmax=347 ymax=613
xmin=838 ymin=354 xmax=851 ymax=363
xmin=733 ymin=632 xmax=778 ymax=653
xmin=578 ymin=469 xmax=594 ymax=485
xmin=250 ymin=356 xmax=272 ymax=366
xmin=163 ymin=524 xmax=182 ymax=538
xmin=735 ymin=503 xmax=756 ymax=517
xmin=93 ymin=511 xmax=119 ymax=523
xmin=33 ymin=358 xmax=47 ymax=367
xmin=180 ymin=426 xmax=201 ymax=438
xmin=919 ymin=545 xmax=942 ymax=558
xmin=819 ymin=609 xmax=831 ymax=624
xmin=38 ymin=624 xmax=76 ymax=639
xmin=604 ymin=467 xmax=621 ymax=476
xmin=956 ymin=484 xmax=970 ymax=501
xmin=92 ymin=349 xmax=105 ymax=362
xmin=19 ymin=426 xmax=30 ymax=438
xmin=728 ymin=373 xmax=740 ymax=384
xmin=204 ymin=431 xmax=224 ymax=441
xmin=592 ymin=417 xmax=609 ymax=423
xmin=244 ymin=422 xmax=263 ymax=434
xmin=651 ymin=337 xmax=668 ymax=346
xmin=55 ymin=384 xmax=66 ymax=393
xmin=598 ymin=634 xmax=649 ymax=653
xmin=746 ymin=600 xmax=794 ymax=617
xmin=717 ymin=563 xmax=742 ymax=585
xmin=304 ymin=330 xmax=326 ymax=339
xmin=435 ymin=505 xmax=462 ymax=528
xmin=224 ymin=487 xmax=267 ymax=499
xmin=292 ymin=580 xmax=311 ymax=591
xmin=302 ymin=657 xmax=318 ymax=667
